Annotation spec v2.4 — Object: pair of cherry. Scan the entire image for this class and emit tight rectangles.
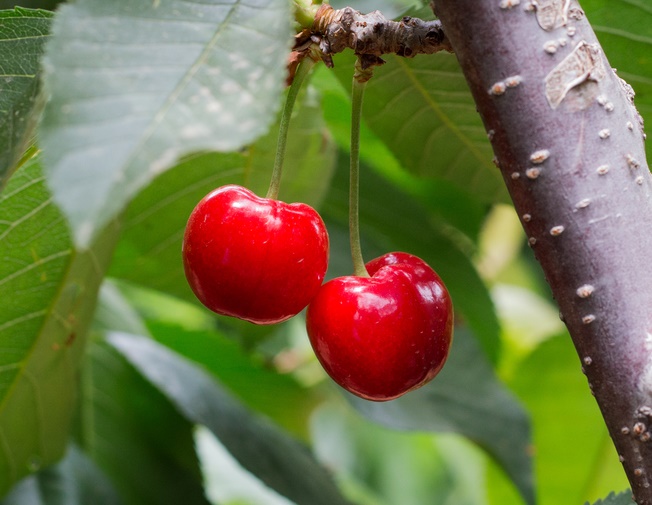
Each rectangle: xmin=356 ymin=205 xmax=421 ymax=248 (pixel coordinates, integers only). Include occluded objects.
xmin=183 ymin=56 xmax=452 ymax=402
xmin=182 ymin=184 xmax=453 ymax=402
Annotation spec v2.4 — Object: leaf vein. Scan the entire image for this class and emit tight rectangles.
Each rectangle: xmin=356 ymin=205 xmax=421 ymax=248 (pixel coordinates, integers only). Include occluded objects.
xmin=0 ymin=250 xmax=71 ymax=289
xmin=0 ymin=310 xmax=48 ymax=333
xmin=395 ymin=57 xmax=494 ymax=172
xmin=0 ymin=197 xmax=53 ymax=242
xmin=593 ymin=24 xmax=652 ymax=45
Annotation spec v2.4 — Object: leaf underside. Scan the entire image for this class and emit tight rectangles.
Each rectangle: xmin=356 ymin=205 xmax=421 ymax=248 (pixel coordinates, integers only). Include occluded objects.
xmin=39 ymin=0 xmax=291 ymax=247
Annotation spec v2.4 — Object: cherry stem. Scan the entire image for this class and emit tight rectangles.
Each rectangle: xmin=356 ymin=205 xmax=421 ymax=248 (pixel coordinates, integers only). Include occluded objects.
xmin=349 ymin=64 xmax=372 ymax=278
xmin=266 ymin=58 xmax=316 ymax=200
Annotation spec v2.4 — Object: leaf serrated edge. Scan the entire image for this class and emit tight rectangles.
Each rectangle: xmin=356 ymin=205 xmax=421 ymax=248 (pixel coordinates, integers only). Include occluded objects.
xmin=587 ymin=490 xmax=634 ymax=505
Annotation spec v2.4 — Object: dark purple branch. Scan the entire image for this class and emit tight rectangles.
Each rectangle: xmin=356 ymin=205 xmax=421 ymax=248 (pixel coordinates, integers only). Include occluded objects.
xmin=432 ymin=0 xmax=652 ymax=502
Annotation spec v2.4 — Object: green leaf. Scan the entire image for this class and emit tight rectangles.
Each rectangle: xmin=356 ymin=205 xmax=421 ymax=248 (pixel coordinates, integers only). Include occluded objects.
xmin=110 ymin=280 xmax=213 ymax=331
xmin=196 ymin=426 xmax=298 ymax=505
xmin=108 ymin=84 xmax=335 ymax=304
xmin=0 ymin=444 xmax=124 ymax=505
xmin=146 ymin=320 xmax=320 ymax=439
xmin=0 ymin=156 xmax=119 ymax=496
xmin=575 ymin=1 xmax=652 ymax=161
xmin=588 ymin=491 xmax=634 ymax=505
xmin=76 ymin=338 xmax=210 ymax=505
xmin=321 ymin=156 xmax=501 ymax=362
xmin=0 ymin=8 xmax=52 ymax=189
xmin=92 ymin=281 xmax=149 ymax=336
xmin=509 ymin=335 xmax=629 ymax=505
xmin=107 ymin=331 xmax=353 ymax=505
xmin=40 ymin=0 xmax=292 ymax=247
xmin=243 ymin=84 xmax=338 ymax=207
xmin=74 ymin=281 xmax=209 ymax=505
xmin=350 ymin=328 xmax=534 ymax=505
xmin=330 ymin=48 xmax=507 ymax=205
xmin=584 ymin=0 xmax=652 ymax=126
xmin=313 ymin=403 xmax=488 ymax=505
xmin=314 ymin=65 xmax=488 ymax=243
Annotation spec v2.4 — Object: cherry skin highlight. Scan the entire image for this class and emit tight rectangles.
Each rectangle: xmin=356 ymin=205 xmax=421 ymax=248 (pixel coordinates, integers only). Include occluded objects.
xmin=182 ymin=185 xmax=329 ymax=325
xmin=306 ymin=252 xmax=453 ymax=401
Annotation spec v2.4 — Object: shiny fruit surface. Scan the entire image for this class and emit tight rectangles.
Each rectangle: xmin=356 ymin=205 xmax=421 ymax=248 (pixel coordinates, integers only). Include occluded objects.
xmin=306 ymin=252 xmax=453 ymax=401
xmin=183 ymin=185 xmax=329 ymax=324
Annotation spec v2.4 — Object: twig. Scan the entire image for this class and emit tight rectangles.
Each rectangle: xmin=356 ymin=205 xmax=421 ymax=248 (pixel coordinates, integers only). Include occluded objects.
xmin=288 ymin=4 xmax=452 ymax=81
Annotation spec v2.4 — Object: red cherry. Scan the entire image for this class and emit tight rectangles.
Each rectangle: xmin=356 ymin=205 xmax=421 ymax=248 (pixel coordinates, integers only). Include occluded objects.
xmin=182 ymin=185 xmax=329 ymax=324
xmin=306 ymin=252 xmax=453 ymax=401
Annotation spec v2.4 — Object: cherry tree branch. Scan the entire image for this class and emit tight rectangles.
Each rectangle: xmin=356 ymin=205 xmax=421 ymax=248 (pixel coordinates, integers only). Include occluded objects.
xmin=432 ymin=0 xmax=652 ymax=502
xmin=289 ymin=4 xmax=451 ymax=80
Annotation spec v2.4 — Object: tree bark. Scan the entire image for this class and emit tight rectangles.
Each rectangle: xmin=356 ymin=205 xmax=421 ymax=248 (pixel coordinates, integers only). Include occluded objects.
xmin=432 ymin=0 xmax=652 ymax=503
